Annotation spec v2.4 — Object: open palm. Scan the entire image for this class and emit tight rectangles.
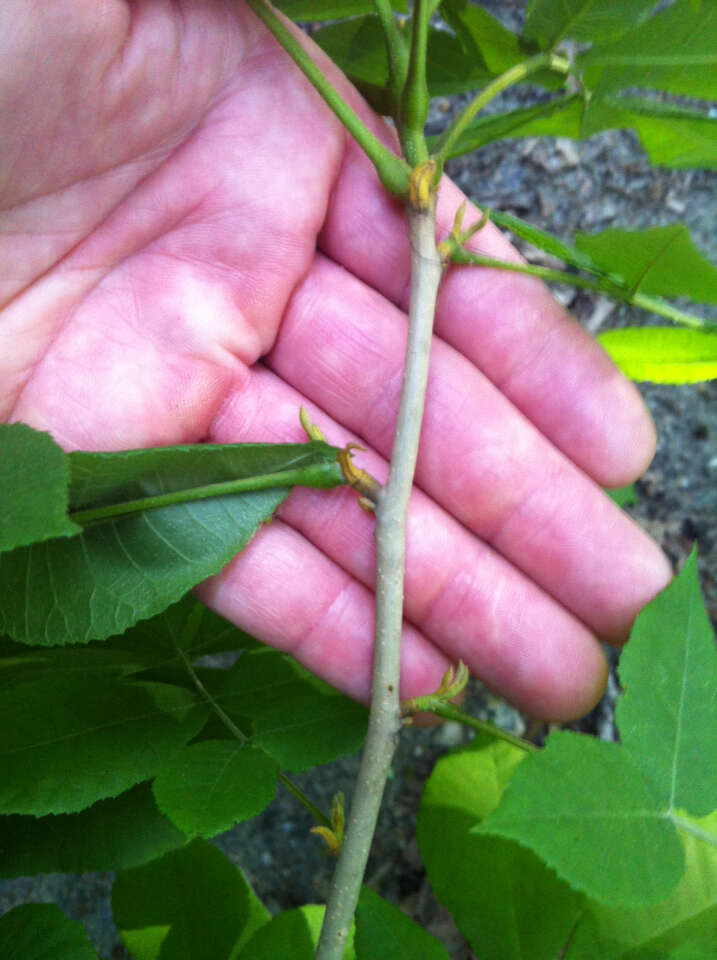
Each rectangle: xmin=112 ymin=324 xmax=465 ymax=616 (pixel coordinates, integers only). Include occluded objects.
xmin=1 ymin=0 xmax=671 ymax=719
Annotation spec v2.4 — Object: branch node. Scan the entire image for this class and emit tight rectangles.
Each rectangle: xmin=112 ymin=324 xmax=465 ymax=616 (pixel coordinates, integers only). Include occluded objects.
xmin=337 ymin=444 xmax=382 ymax=507
xmin=409 ymin=160 xmax=437 ymax=213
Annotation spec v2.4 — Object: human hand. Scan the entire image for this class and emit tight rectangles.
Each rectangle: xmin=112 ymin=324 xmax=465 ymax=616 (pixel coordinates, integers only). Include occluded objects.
xmin=0 ymin=1 xmax=671 ymax=720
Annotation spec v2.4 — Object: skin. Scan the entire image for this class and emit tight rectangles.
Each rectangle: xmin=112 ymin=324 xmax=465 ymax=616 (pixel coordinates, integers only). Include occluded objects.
xmin=1 ymin=0 xmax=673 ymax=720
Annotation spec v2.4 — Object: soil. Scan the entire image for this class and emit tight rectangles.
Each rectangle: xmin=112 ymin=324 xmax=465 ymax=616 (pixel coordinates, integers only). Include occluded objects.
xmin=1 ymin=4 xmax=715 ymax=958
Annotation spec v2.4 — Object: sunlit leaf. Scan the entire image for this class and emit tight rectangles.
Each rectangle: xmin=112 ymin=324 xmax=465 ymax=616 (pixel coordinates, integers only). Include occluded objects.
xmin=476 ymin=732 xmax=685 ymax=906
xmin=0 ymin=423 xmax=80 ymax=552
xmin=113 ymin=840 xmax=269 ymax=960
xmin=617 ymin=550 xmax=717 ymax=815
xmin=417 ymin=736 xmax=584 ymax=960
xmin=599 ymin=328 xmax=717 ymax=384
xmin=566 ymin=808 xmax=717 ymax=959
xmin=0 ymin=903 xmax=99 ymax=960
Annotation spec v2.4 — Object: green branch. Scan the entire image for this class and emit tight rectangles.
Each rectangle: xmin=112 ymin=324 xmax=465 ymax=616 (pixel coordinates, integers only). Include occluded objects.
xmin=69 ymin=464 xmax=344 ymax=526
xmin=398 ymin=0 xmax=431 ymax=164
xmin=425 ymin=702 xmax=537 ymax=753
xmin=246 ymin=0 xmax=410 ymax=197
xmin=447 ymin=249 xmax=713 ymax=329
xmin=371 ymin=0 xmax=408 ymax=112
xmin=433 ymin=52 xmax=570 ymax=168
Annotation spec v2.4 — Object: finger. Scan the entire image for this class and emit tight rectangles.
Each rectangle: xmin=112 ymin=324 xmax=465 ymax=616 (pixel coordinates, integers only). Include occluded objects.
xmin=196 ymin=517 xmax=451 ymax=706
xmin=262 ymin=253 xmax=671 ymax=641
xmin=208 ymin=363 xmax=610 ymax=722
xmin=318 ymin=137 xmax=656 ymax=488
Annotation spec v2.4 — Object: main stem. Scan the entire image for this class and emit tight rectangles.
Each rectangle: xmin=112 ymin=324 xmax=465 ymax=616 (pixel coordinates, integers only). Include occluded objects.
xmin=315 ymin=201 xmax=443 ymax=960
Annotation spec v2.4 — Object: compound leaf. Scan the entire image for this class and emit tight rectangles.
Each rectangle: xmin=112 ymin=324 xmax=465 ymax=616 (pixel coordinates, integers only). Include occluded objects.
xmin=575 ymin=225 xmax=717 ymax=303
xmin=0 ymin=440 xmax=343 ymax=646
xmin=475 ymin=732 xmax=685 ymax=907
xmin=0 ymin=784 xmax=186 ymax=878
xmin=355 ymin=886 xmax=450 ymax=960
xmin=217 ymin=649 xmax=368 ymax=771
xmin=0 ymin=423 xmax=80 ymax=552
xmin=617 ymin=551 xmax=717 ymax=815
xmin=582 ymin=96 xmax=717 ymax=169
xmin=579 ymin=1 xmax=717 ymax=101
xmin=417 ymin=736 xmax=583 ymax=960
xmin=0 ymin=676 xmax=207 ymax=815
xmin=566 ymin=810 xmax=717 ymax=960
xmin=522 ymin=0 xmax=658 ymax=48
xmin=152 ymin=740 xmax=277 ymax=839
xmin=0 ymin=903 xmax=98 ymax=960
xmin=599 ymin=328 xmax=717 ymax=384
xmin=487 ymin=208 xmax=604 ymax=275
xmin=429 ymin=95 xmax=584 ymax=158
xmin=439 ymin=0 xmax=523 ymax=74
xmin=113 ymin=839 xmax=269 ymax=960
xmin=314 ymin=17 xmax=491 ymax=100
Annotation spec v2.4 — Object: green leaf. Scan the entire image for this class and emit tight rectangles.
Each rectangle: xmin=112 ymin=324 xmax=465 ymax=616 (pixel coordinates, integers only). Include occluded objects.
xmin=313 ymin=17 xmax=492 ymax=100
xmin=606 ymin=484 xmax=637 ymax=508
xmin=486 ymin=208 xmax=605 ymax=276
xmin=98 ymin=597 xmax=260 ymax=686
xmin=428 ymin=95 xmax=584 ymax=158
xmin=237 ymin=905 xmax=355 ymax=960
xmin=475 ymin=731 xmax=685 ymax=906
xmin=215 ymin=648 xmax=368 ymax=771
xmin=575 ymin=225 xmax=717 ymax=303
xmin=0 ymin=440 xmax=343 ymax=646
xmin=566 ymin=810 xmax=717 ymax=960
xmin=417 ymin=736 xmax=584 ymax=960
xmin=599 ymin=328 xmax=717 ymax=384
xmin=273 ymin=0 xmax=406 ymax=20
xmin=0 ymin=676 xmax=207 ymax=815
xmin=617 ymin=550 xmax=717 ymax=816
xmin=0 ymin=423 xmax=80 ymax=552
xmin=523 ymin=0 xmax=658 ymax=48
xmin=579 ymin=1 xmax=717 ymax=101
xmin=354 ymin=886 xmax=451 ymax=960
xmin=0 ymin=784 xmax=187 ymax=878
xmin=439 ymin=0 xmax=524 ymax=74
xmin=152 ymin=741 xmax=277 ymax=839
xmin=0 ymin=903 xmax=99 ymax=960
xmin=583 ymin=96 xmax=717 ymax=169
xmin=113 ymin=839 xmax=269 ymax=960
